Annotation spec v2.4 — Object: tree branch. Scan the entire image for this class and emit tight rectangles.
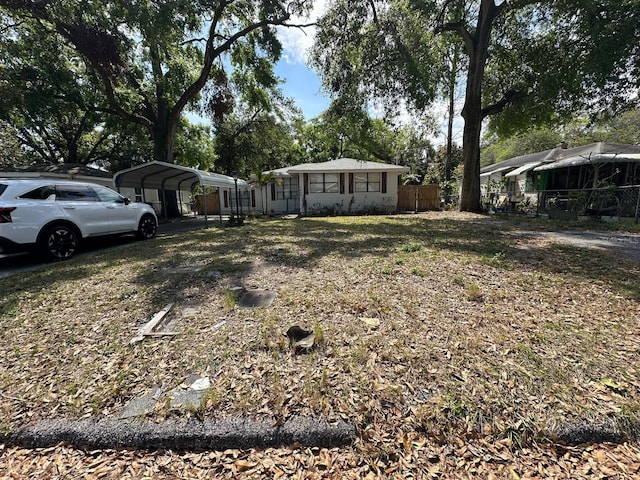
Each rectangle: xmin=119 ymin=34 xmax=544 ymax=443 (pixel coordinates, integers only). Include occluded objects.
xmin=174 ymin=11 xmax=291 ymax=123
xmin=437 ymin=21 xmax=474 ymax=56
xmin=368 ymin=0 xmax=379 ymax=24
xmin=481 ymin=89 xmax=525 ymax=118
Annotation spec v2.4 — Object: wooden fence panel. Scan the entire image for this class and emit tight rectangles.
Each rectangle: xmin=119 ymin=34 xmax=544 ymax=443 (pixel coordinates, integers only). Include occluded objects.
xmin=398 ymin=185 xmax=440 ymax=212
xmin=194 ymin=193 xmax=220 ymax=215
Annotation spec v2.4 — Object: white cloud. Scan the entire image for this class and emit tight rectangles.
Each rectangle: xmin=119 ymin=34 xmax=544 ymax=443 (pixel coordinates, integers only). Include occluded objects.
xmin=277 ymin=2 xmax=330 ymax=65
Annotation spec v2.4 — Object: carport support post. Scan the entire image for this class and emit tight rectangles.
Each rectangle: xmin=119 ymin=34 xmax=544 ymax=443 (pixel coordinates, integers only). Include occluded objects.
xmin=201 ymin=182 xmax=208 ymax=226
xmin=161 ymin=189 xmax=168 ymax=220
xmin=233 ymin=172 xmax=240 ymax=220
xmin=635 ymin=185 xmax=640 ymax=225
xmin=218 ymin=187 xmax=223 ymax=226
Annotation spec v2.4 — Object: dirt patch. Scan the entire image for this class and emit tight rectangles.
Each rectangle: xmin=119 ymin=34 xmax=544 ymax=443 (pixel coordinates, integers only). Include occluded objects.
xmin=509 ymin=230 xmax=640 ymax=260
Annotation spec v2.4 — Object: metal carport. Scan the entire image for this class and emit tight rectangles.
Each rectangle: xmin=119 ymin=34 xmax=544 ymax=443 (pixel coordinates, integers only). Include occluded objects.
xmin=113 ymin=161 xmax=247 ymax=225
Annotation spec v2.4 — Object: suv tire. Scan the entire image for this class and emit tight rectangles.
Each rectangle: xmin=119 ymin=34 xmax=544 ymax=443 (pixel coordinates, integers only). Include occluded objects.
xmin=39 ymin=224 xmax=79 ymax=261
xmin=136 ymin=214 xmax=158 ymax=240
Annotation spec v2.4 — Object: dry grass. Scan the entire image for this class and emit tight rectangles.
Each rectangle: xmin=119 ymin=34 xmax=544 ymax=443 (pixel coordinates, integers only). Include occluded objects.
xmin=1 ymin=211 xmax=640 ymax=478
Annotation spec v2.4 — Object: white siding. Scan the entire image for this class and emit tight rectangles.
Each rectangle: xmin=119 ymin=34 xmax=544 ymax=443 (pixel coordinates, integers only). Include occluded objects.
xmin=299 ymin=172 xmax=402 ymax=215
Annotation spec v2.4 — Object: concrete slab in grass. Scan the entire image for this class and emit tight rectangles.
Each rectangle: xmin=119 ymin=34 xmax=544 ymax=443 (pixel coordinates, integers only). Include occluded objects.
xmin=238 ymin=289 xmax=276 ymax=308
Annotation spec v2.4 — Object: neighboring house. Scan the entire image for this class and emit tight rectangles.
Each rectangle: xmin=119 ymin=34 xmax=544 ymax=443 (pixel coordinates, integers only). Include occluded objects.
xmin=480 ymin=142 xmax=640 ymax=211
xmin=0 ymin=163 xmax=114 ymax=186
xmin=259 ymin=158 xmax=410 ymax=215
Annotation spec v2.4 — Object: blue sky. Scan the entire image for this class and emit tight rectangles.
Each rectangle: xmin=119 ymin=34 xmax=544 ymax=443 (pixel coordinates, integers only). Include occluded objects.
xmin=274 ymin=59 xmax=329 ymax=120
xmin=274 ymin=10 xmax=464 ymax=147
xmin=274 ymin=3 xmax=331 ymax=121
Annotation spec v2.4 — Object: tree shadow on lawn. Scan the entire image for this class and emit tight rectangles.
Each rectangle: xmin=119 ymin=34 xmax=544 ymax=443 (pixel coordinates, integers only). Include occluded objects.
xmin=113 ymin=214 xmax=639 ymax=311
xmin=125 ymin=214 xmax=640 ymax=303
xmin=1 ymin=214 xmax=636 ymax=326
xmin=0 ymin=213 xmax=638 ymax=444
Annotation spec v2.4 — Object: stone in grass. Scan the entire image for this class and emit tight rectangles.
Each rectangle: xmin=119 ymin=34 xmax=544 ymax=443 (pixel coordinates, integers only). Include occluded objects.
xmin=119 ymin=386 xmax=163 ymax=420
xmin=170 ymin=390 xmax=209 ymax=410
xmin=285 ymin=326 xmax=315 ymax=352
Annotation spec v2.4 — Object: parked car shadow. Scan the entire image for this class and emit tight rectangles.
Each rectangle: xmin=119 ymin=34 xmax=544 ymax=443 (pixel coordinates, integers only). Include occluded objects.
xmin=0 ymin=234 xmax=139 ymax=278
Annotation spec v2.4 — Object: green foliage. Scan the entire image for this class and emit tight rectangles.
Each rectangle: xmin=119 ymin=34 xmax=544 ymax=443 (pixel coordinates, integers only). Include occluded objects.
xmin=481 ymin=128 xmax=561 ymax=166
xmin=313 ymin=0 xmax=640 ymax=212
xmin=213 ymin=102 xmax=304 ymax=177
xmin=0 ymin=0 xmax=312 ymax=165
xmin=297 ymin=112 xmax=435 ymax=172
xmin=174 ymin=120 xmax=216 ymax=171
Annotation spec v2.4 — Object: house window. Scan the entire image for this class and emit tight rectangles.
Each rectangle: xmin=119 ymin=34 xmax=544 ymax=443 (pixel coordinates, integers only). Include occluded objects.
xmin=134 ymin=187 xmax=143 ymax=202
xmin=309 ymin=173 xmax=339 ymax=193
xmin=223 ymin=190 xmax=229 ymax=208
xmin=276 ymin=178 xmax=299 ymax=199
xmin=355 ymin=172 xmax=381 ymax=192
xmin=251 ymin=190 xmax=256 ymax=208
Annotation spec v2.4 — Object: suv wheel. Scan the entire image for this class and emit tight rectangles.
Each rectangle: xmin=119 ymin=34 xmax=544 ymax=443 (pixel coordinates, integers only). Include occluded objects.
xmin=136 ymin=214 xmax=158 ymax=240
xmin=39 ymin=224 xmax=79 ymax=260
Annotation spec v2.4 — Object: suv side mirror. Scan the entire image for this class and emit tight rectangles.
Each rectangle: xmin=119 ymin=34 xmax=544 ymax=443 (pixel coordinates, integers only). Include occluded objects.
xmin=124 ymin=197 xmax=131 ymax=205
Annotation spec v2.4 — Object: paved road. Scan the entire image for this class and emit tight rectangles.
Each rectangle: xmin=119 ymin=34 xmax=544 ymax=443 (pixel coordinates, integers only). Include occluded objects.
xmin=0 ymin=216 xmax=211 ymax=279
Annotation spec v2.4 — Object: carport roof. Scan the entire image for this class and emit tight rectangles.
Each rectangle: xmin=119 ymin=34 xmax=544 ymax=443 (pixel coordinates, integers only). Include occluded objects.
xmin=114 ymin=161 xmax=247 ymax=190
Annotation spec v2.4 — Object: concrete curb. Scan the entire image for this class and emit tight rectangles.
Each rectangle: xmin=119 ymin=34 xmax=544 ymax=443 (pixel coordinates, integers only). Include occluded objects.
xmin=4 ymin=417 xmax=357 ymax=450
xmin=553 ymin=421 xmax=638 ymax=445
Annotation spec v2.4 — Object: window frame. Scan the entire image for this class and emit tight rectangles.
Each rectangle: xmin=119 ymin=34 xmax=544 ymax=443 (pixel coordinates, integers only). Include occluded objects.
xmin=309 ymin=173 xmax=339 ymax=194
xmin=354 ymin=172 xmax=381 ymax=193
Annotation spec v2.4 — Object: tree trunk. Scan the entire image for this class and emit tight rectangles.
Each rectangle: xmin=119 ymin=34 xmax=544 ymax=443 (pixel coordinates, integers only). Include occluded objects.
xmin=152 ymin=107 xmax=177 ymax=164
xmin=445 ymin=44 xmax=461 ymax=183
xmin=458 ymin=0 xmax=499 ymax=213
xmin=459 ymin=105 xmax=482 ymax=212
xmin=152 ymin=107 xmax=181 ymax=217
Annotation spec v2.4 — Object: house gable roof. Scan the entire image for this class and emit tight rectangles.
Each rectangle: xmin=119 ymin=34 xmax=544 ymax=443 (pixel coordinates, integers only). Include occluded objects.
xmin=286 ymin=158 xmax=409 ymax=174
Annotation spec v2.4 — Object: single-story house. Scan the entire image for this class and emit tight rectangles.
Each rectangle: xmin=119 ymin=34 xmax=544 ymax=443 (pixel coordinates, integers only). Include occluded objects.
xmin=480 ymin=142 xmax=640 ymax=213
xmin=258 ymin=158 xmax=410 ymax=215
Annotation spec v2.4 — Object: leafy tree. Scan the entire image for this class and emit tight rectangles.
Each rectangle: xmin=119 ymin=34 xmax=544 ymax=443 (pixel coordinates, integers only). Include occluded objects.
xmin=297 ymin=109 xmax=435 ymax=171
xmin=311 ymin=0 xmax=640 ymax=212
xmin=0 ymin=121 xmax=29 ymax=168
xmin=174 ymin=120 xmax=217 ymax=172
xmin=0 ymin=17 xmax=114 ymax=165
xmin=213 ymin=97 xmax=303 ymax=177
xmin=0 ymin=0 xmax=312 ymax=165
xmin=428 ymin=143 xmax=463 ymax=183
xmin=481 ymin=128 xmax=561 ymax=166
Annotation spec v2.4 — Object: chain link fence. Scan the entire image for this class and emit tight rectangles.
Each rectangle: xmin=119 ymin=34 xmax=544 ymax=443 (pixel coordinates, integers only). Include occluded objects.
xmin=534 ymin=185 xmax=640 ymax=222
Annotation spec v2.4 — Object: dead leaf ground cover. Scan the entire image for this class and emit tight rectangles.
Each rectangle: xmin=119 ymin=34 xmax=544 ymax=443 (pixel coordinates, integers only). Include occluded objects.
xmin=1 ymin=212 xmax=639 ymax=478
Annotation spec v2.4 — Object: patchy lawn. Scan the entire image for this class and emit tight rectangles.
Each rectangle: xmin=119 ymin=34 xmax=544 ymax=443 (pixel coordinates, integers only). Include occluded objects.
xmin=1 ymin=212 xmax=639 ymax=478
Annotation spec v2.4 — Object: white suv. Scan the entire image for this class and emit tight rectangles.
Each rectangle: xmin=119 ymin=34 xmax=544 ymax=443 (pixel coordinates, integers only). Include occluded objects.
xmin=0 ymin=179 xmax=158 ymax=260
